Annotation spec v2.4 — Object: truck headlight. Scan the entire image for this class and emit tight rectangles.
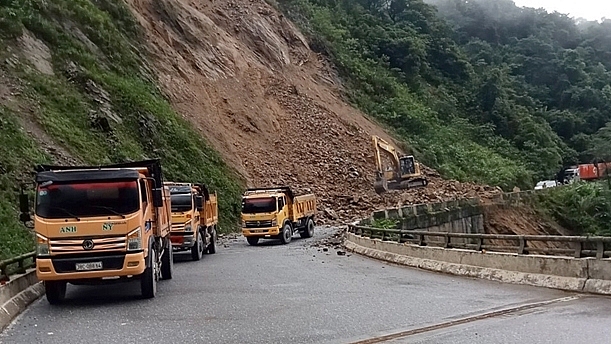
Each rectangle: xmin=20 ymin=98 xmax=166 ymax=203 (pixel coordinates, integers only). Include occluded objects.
xmin=271 ymin=219 xmax=277 ymax=226
xmin=184 ymin=224 xmax=192 ymax=232
xmin=36 ymin=234 xmax=50 ymax=257
xmin=241 ymin=220 xmax=246 ymax=227
xmin=127 ymin=227 xmax=142 ymax=251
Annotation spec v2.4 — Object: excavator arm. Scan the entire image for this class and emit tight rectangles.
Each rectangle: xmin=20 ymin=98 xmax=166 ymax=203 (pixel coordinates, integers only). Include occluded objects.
xmin=372 ymin=135 xmax=401 ymax=175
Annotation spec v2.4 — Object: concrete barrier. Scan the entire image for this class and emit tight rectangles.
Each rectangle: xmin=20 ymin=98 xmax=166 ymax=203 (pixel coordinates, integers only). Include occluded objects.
xmin=0 ymin=270 xmax=43 ymax=331
xmin=345 ymin=232 xmax=611 ymax=295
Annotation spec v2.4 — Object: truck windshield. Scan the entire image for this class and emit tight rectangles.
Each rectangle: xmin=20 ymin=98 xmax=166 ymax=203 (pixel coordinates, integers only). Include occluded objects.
xmin=171 ymin=194 xmax=192 ymax=212
xmin=36 ymin=180 xmax=140 ymax=219
xmin=242 ymin=197 xmax=276 ymax=213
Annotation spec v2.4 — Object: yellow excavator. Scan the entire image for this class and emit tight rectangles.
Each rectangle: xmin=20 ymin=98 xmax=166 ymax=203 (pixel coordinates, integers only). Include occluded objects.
xmin=372 ymin=135 xmax=428 ymax=195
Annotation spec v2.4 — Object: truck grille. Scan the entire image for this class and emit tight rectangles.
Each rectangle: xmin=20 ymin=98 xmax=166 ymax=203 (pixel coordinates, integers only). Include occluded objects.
xmin=51 ymin=254 xmax=126 ymax=273
xmin=245 ymin=220 xmax=273 ymax=228
xmin=50 ymin=236 xmax=126 ymax=254
xmin=172 ymin=221 xmax=189 ymax=231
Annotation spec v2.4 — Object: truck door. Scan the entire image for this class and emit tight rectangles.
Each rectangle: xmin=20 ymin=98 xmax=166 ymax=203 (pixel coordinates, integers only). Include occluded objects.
xmin=277 ymin=196 xmax=287 ymax=221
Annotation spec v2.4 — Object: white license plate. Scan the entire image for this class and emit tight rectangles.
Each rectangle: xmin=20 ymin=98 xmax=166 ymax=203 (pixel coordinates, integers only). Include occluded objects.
xmin=76 ymin=261 xmax=103 ymax=271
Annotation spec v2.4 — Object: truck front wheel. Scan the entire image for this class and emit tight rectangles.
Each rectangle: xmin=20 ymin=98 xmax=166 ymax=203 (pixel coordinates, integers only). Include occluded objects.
xmin=280 ymin=222 xmax=293 ymax=244
xmin=246 ymin=237 xmax=259 ymax=246
xmin=45 ymin=281 xmax=67 ymax=305
xmin=141 ymin=248 xmax=157 ymax=299
xmin=161 ymin=239 xmax=173 ymax=280
xmin=191 ymin=229 xmax=204 ymax=261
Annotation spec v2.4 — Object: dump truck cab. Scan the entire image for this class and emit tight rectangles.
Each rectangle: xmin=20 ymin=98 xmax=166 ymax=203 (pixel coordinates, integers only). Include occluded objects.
xmin=19 ymin=160 xmax=174 ymax=304
xmin=241 ymin=187 xmax=316 ymax=245
xmin=165 ymin=182 xmax=218 ymax=261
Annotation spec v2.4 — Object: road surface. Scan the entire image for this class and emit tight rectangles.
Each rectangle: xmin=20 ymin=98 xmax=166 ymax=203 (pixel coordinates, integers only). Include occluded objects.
xmin=2 ymin=228 xmax=610 ymax=344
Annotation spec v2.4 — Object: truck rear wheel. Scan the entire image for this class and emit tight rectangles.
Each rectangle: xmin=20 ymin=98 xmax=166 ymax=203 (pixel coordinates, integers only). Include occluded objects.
xmin=141 ymin=248 xmax=157 ymax=299
xmin=247 ymin=237 xmax=259 ymax=246
xmin=207 ymin=226 xmax=217 ymax=254
xmin=45 ymin=281 xmax=67 ymax=305
xmin=161 ymin=239 xmax=173 ymax=280
xmin=300 ymin=218 xmax=314 ymax=238
xmin=280 ymin=222 xmax=293 ymax=244
xmin=191 ymin=229 xmax=204 ymax=261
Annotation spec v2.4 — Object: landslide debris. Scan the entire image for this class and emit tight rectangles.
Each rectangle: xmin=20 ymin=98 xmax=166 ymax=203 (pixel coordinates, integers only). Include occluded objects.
xmin=129 ymin=0 xmax=503 ymax=225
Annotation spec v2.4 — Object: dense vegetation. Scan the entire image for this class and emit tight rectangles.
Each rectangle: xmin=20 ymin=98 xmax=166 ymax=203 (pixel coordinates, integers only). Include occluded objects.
xmin=534 ymin=181 xmax=611 ymax=236
xmin=0 ymin=0 xmax=243 ymax=259
xmin=274 ymin=0 xmax=611 ymax=190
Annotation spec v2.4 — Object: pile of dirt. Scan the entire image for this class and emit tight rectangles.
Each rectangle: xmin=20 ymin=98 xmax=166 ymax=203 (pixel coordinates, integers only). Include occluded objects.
xmin=128 ymin=0 xmax=504 ymax=225
xmin=483 ymin=205 xmax=572 ymax=252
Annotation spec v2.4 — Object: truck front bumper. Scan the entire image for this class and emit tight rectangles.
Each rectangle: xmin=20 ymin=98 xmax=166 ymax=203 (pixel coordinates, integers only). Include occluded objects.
xmin=36 ymin=251 xmax=146 ymax=281
xmin=170 ymin=232 xmax=196 ymax=250
xmin=242 ymin=227 xmax=280 ymax=237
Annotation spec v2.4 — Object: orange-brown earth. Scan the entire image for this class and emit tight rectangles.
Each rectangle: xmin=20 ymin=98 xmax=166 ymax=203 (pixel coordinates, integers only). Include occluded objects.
xmin=126 ymin=0 xmax=506 ymax=224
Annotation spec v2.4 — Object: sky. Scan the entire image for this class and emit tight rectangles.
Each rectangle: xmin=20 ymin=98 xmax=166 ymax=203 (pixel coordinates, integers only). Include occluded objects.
xmin=512 ymin=0 xmax=611 ymax=21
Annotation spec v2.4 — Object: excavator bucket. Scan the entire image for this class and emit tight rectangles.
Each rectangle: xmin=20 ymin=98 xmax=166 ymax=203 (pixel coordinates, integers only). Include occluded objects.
xmin=374 ymin=178 xmax=388 ymax=195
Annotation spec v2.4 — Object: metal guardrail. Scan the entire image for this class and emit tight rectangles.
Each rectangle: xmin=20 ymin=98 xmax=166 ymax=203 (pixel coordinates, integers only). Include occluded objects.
xmin=0 ymin=252 xmax=36 ymax=284
xmin=348 ymin=225 xmax=611 ymax=259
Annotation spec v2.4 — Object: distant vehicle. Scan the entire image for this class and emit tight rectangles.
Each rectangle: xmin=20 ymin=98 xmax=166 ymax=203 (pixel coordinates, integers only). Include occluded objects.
xmin=241 ymin=186 xmax=316 ymax=245
xmin=577 ymin=162 xmax=611 ymax=181
xmin=561 ymin=162 xmax=610 ymax=184
xmin=165 ymin=182 xmax=218 ymax=261
xmin=563 ymin=168 xmax=580 ymax=184
xmin=371 ymin=135 xmax=428 ymax=195
xmin=534 ymin=180 xmax=558 ymax=190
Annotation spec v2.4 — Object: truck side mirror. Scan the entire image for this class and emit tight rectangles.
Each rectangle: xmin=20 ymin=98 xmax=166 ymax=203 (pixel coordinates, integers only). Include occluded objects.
xmin=18 ymin=192 xmax=32 ymax=225
xmin=19 ymin=193 xmax=30 ymax=213
xmin=153 ymin=188 xmax=163 ymax=208
xmin=195 ymin=196 xmax=203 ymax=211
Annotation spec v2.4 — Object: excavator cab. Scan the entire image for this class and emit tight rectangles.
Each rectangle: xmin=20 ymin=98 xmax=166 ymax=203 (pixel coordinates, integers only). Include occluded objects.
xmin=399 ymin=156 xmax=416 ymax=175
xmin=372 ymin=136 xmax=428 ymax=195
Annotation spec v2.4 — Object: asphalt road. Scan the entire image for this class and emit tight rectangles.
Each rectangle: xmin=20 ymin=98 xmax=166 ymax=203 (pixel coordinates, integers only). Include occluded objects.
xmin=2 ymin=227 xmax=610 ymax=344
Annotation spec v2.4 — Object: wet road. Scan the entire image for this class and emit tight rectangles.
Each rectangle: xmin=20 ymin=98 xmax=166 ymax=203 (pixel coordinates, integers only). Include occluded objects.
xmin=2 ymin=228 xmax=610 ymax=344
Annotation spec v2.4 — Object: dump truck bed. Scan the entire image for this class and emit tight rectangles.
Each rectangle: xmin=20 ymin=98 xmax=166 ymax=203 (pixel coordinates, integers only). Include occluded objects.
xmin=291 ymin=194 xmax=316 ymax=220
xmin=201 ymin=192 xmax=219 ymax=227
xmin=155 ymin=186 xmax=172 ymax=238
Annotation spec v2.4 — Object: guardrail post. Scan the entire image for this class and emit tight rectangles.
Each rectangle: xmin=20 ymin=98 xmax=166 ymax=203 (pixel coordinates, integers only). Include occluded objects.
xmin=0 ymin=267 xmax=8 ymax=283
xmin=476 ymin=237 xmax=482 ymax=251
xmin=518 ymin=236 xmax=525 ymax=255
xmin=597 ymin=241 xmax=604 ymax=259
xmin=418 ymin=234 xmax=424 ymax=246
xmin=443 ymin=234 xmax=450 ymax=248
xmin=572 ymin=242 xmax=582 ymax=258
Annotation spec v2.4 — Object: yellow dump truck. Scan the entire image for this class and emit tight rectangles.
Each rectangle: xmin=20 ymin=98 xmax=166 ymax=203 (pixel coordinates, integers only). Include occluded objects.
xmin=165 ymin=182 xmax=218 ymax=260
xmin=241 ymin=186 xmax=316 ymax=245
xmin=18 ymin=159 xmax=173 ymax=304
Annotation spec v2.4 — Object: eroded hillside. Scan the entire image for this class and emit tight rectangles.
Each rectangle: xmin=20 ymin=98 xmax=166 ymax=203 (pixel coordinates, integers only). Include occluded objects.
xmin=127 ymin=0 xmax=502 ymax=224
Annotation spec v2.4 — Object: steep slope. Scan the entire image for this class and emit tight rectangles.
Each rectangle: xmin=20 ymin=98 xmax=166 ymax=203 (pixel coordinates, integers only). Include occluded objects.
xmin=0 ymin=0 xmax=244 ymax=258
xmin=127 ymin=0 xmax=502 ymax=224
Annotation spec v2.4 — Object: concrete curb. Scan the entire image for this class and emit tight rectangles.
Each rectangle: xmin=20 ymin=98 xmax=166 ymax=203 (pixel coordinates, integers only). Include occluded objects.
xmin=344 ymin=237 xmax=611 ymax=295
xmin=1 ymin=270 xmax=44 ymax=332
